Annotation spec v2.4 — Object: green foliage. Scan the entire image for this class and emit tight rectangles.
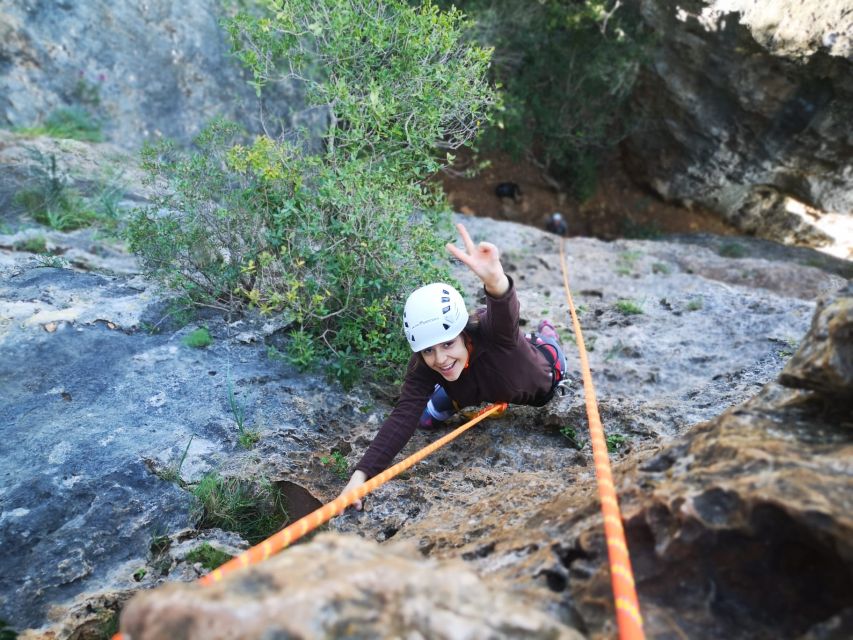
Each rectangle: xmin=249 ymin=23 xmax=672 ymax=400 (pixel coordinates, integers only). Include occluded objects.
xmin=192 ymin=473 xmax=288 ymax=544
xmin=614 ymin=299 xmax=643 ymax=315
xmin=185 ymin=542 xmax=233 ymax=570
xmin=13 ymin=235 xmax=47 ymax=254
xmin=686 ymin=297 xmax=704 ymax=312
xmin=320 ymin=451 xmax=349 ymax=479
xmin=182 ymin=327 xmax=212 ymax=348
xmin=227 ymin=375 xmax=260 ymax=448
xmin=651 ymin=262 xmax=671 ymax=275
xmin=605 ymin=432 xmax=627 ymax=453
xmin=132 ymin=567 xmax=147 ymax=581
xmin=225 ymin=0 xmax=495 ymax=179
xmin=17 ymin=106 xmax=103 ymax=142
xmin=559 ymin=425 xmax=582 ymax=449
xmin=0 ymin=619 xmax=16 ymax=640
xmin=13 ymin=151 xmax=123 ymax=231
xmin=441 ymin=0 xmax=651 ymax=199
xmin=615 ymin=250 xmax=642 ymax=276
xmin=718 ymin=241 xmax=748 ymax=258
xmin=14 ymin=152 xmax=97 ymax=231
xmin=130 ymin=1 xmax=495 ymax=387
xmin=157 ymin=435 xmax=194 ymax=485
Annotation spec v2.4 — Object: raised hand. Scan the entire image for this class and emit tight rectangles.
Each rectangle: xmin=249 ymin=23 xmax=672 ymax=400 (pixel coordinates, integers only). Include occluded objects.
xmin=446 ymin=222 xmax=509 ymax=297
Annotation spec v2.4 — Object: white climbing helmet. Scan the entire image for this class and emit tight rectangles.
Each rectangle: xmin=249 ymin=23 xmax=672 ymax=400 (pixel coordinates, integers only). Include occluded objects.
xmin=403 ymin=283 xmax=468 ymax=352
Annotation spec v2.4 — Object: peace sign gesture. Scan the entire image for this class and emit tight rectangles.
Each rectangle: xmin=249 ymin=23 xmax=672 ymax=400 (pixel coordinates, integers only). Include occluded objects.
xmin=446 ymin=222 xmax=510 ymax=297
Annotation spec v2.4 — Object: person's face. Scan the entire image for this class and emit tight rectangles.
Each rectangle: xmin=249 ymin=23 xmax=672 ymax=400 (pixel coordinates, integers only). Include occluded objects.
xmin=421 ymin=334 xmax=468 ymax=381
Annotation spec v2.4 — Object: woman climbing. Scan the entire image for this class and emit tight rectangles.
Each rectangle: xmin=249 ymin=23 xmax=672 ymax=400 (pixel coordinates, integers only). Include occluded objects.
xmin=339 ymin=222 xmax=568 ymax=509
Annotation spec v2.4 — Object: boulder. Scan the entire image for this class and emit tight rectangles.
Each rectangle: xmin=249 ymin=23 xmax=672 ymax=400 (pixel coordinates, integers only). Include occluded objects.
xmin=624 ymin=0 xmax=853 ymax=256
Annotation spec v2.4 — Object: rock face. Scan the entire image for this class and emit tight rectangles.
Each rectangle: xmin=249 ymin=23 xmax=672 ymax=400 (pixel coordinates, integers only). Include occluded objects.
xmin=81 ymin=219 xmax=853 ymax=640
xmin=119 ymin=533 xmax=584 ymax=640
xmin=624 ymin=0 xmax=853 ymax=256
xmin=0 ymin=0 xmax=308 ymax=147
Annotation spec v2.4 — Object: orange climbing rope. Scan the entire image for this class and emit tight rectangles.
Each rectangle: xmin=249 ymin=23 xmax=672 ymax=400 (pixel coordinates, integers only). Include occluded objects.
xmin=199 ymin=401 xmax=506 ymax=585
xmin=113 ymin=240 xmax=643 ymax=639
xmin=111 ymin=402 xmax=506 ymax=640
xmin=559 ymin=239 xmax=645 ymax=640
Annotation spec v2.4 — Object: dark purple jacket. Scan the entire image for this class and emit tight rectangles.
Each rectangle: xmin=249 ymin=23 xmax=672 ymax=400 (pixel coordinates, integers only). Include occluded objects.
xmin=355 ymin=277 xmax=553 ymax=478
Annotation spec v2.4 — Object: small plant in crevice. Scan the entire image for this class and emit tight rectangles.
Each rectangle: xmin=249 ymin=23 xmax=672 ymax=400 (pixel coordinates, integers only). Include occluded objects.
xmin=686 ymin=297 xmax=704 ymax=312
xmin=182 ymin=327 xmax=212 ymax=348
xmin=157 ymin=435 xmax=194 ymax=486
xmin=191 ymin=472 xmax=288 ymax=545
xmin=132 ymin=567 xmax=147 ymax=582
xmin=320 ymin=451 xmax=349 ymax=479
xmin=97 ymin=609 xmax=120 ymax=639
xmin=17 ymin=105 xmax=103 ymax=142
xmin=559 ymin=425 xmax=582 ymax=450
xmin=614 ymin=299 xmax=643 ymax=315
xmin=614 ymin=250 xmax=644 ymax=277
xmin=13 ymin=235 xmax=48 ymax=254
xmin=185 ymin=542 xmax=233 ymax=571
xmin=605 ymin=433 xmax=627 ymax=453
xmin=226 ymin=375 xmax=260 ymax=448
xmin=718 ymin=241 xmax=748 ymax=259
xmin=651 ymin=262 xmax=671 ymax=275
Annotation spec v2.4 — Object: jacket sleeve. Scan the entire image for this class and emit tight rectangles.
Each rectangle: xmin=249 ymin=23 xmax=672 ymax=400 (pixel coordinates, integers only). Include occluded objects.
xmin=354 ymin=355 xmax=435 ymax=478
xmin=478 ymin=275 xmax=519 ymax=349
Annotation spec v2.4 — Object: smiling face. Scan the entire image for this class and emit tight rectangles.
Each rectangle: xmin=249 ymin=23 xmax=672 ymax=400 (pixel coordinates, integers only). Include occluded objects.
xmin=420 ymin=334 xmax=468 ymax=381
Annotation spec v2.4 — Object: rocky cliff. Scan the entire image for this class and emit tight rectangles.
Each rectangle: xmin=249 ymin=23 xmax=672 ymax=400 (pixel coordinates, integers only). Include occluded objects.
xmin=0 ymin=0 xmax=309 ymax=147
xmin=623 ymin=0 xmax=853 ymax=257
xmin=1 ymin=176 xmax=849 ymax=637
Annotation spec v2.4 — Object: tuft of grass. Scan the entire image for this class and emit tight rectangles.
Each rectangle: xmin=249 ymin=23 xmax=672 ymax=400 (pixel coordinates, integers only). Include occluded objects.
xmin=651 ymin=262 xmax=671 ymax=275
xmin=615 ymin=250 xmax=643 ymax=276
xmin=185 ymin=542 xmax=233 ymax=571
xmin=13 ymin=235 xmax=48 ymax=254
xmin=17 ymin=106 xmax=103 ymax=142
xmin=718 ymin=241 xmax=748 ymax=258
xmin=686 ymin=297 xmax=704 ymax=312
xmin=614 ymin=299 xmax=643 ymax=315
xmin=183 ymin=327 xmax=212 ymax=348
xmin=606 ymin=433 xmax=627 ymax=453
xmin=132 ymin=567 xmax=147 ymax=582
xmin=192 ymin=473 xmax=288 ymax=545
xmin=13 ymin=151 xmax=101 ymax=231
xmin=157 ymin=435 xmax=194 ymax=485
xmin=226 ymin=374 xmax=260 ymax=449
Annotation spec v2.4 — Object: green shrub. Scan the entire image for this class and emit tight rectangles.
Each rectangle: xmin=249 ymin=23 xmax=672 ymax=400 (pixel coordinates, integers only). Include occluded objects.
xmin=440 ymin=0 xmax=651 ymax=199
xmin=192 ymin=473 xmax=287 ymax=545
xmin=129 ymin=0 xmax=495 ymax=387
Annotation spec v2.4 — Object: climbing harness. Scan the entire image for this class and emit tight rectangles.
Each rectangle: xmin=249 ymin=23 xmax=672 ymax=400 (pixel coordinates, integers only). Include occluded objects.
xmin=559 ymin=238 xmax=645 ymax=640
